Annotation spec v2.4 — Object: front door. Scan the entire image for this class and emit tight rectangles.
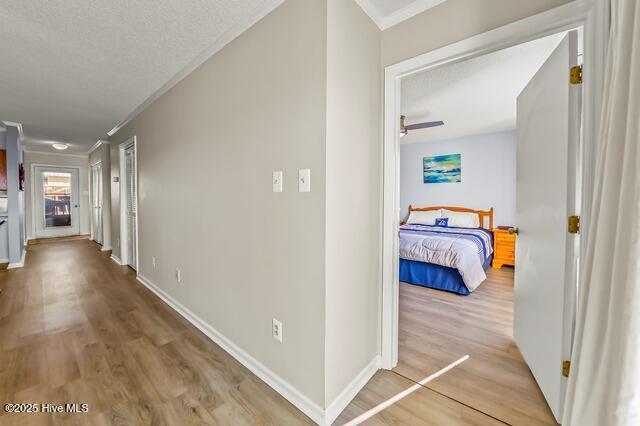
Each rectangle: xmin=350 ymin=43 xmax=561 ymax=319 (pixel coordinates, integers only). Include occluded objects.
xmin=33 ymin=166 xmax=81 ymax=238
xmin=514 ymin=30 xmax=581 ymax=422
xmin=91 ymin=162 xmax=103 ymax=244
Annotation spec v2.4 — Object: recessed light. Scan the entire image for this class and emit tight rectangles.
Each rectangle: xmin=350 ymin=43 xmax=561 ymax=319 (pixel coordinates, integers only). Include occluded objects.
xmin=52 ymin=143 xmax=68 ymax=150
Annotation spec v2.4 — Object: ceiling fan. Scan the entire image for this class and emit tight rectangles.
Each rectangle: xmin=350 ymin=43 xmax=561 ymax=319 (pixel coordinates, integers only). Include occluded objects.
xmin=400 ymin=115 xmax=444 ymax=137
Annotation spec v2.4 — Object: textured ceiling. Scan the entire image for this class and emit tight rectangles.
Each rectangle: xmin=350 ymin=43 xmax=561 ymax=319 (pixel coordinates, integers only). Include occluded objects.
xmin=400 ymin=32 xmax=568 ymax=144
xmin=0 ymin=0 xmax=266 ymax=154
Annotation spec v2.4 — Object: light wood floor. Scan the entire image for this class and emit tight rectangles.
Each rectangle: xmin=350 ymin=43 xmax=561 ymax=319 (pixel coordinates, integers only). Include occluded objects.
xmin=337 ymin=268 xmax=558 ymax=425
xmin=0 ymin=240 xmax=313 ymax=425
xmin=1 ymin=240 xmax=557 ymax=425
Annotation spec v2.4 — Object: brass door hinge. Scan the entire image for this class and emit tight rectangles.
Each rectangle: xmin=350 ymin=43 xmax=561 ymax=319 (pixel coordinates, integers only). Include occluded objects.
xmin=562 ymin=360 xmax=571 ymax=377
xmin=570 ymin=65 xmax=583 ymax=84
xmin=568 ymin=215 xmax=580 ymax=234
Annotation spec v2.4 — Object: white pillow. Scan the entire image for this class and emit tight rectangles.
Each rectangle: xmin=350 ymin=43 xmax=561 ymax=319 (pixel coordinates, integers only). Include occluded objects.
xmin=442 ymin=209 xmax=480 ymax=228
xmin=406 ymin=209 xmax=443 ymax=225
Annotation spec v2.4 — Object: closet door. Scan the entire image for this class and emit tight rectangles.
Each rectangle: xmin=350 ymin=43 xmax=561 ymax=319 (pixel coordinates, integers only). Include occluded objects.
xmin=125 ymin=145 xmax=137 ymax=270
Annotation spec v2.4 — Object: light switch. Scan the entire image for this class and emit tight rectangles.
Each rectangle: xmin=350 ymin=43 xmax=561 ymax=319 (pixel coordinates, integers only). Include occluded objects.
xmin=272 ymin=171 xmax=283 ymax=192
xmin=298 ymin=169 xmax=310 ymax=193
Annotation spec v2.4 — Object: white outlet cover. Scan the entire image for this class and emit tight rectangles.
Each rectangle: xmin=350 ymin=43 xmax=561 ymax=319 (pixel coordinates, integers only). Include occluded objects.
xmin=272 ymin=318 xmax=283 ymax=343
xmin=176 ymin=268 xmax=182 ymax=283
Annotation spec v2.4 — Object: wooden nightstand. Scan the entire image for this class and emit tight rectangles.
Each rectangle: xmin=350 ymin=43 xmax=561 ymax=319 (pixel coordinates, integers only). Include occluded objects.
xmin=493 ymin=228 xmax=516 ymax=269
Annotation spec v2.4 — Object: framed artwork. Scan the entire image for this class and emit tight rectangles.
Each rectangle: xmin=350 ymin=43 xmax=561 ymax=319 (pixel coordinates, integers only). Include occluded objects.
xmin=423 ymin=154 xmax=461 ymax=183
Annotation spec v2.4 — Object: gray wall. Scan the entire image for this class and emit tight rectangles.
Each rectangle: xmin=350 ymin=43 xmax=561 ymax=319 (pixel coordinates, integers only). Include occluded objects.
xmin=110 ymin=0 xmax=328 ymax=406
xmin=5 ymin=126 xmax=24 ymax=264
xmin=401 ymin=131 xmax=517 ymax=226
xmin=324 ymin=0 xmax=381 ymax=406
xmin=0 ymin=131 xmax=8 ymax=261
xmin=24 ymin=151 xmax=90 ymax=240
xmin=89 ymin=143 xmax=112 ymax=249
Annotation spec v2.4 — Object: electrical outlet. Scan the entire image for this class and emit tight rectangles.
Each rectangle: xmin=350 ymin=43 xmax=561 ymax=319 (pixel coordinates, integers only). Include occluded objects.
xmin=152 ymin=256 xmax=156 ymax=269
xmin=176 ymin=268 xmax=182 ymax=283
xmin=272 ymin=318 xmax=283 ymax=343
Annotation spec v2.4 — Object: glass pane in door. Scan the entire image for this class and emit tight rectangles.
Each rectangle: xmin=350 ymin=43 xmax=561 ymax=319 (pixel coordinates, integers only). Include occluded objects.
xmin=43 ymin=171 xmax=72 ymax=227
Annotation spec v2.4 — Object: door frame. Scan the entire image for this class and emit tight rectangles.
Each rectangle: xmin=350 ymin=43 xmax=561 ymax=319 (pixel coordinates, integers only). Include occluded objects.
xmin=119 ymin=136 xmax=139 ymax=271
xmin=90 ymin=160 xmax=103 ymax=244
xmin=30 ymin=163 xmax=82 ymax=239
xmin=380 ymin=0 xmax=608 ymax=370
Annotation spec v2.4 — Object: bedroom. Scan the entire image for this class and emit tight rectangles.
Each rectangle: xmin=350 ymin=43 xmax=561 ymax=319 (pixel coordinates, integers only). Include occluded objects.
xmin=394 ymin=30 xmax=581 ymax=425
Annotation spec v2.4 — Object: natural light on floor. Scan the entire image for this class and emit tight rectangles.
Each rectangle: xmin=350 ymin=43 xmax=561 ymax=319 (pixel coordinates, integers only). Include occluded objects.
xmin=342 ymin=355 xmax=470 ymax=426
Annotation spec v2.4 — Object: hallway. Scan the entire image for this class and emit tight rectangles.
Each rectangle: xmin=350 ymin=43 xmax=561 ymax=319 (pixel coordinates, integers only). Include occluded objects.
xmin=0 ymin=240 xmax=312 ymax=425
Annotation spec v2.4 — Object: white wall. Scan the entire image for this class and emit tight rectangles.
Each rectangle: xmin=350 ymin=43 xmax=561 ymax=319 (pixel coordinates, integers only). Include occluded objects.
xmin=400 ymin=130 xmax=516 ymax=226
xmin=24 ymin=151 xmax=90 ymax=239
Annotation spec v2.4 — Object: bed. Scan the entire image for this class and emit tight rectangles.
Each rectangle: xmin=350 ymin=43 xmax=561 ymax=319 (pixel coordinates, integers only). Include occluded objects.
xmin=399 ymin=206 xmax=494 ymax=295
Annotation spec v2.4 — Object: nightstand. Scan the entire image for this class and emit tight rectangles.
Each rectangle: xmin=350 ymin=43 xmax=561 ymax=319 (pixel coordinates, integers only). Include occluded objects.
xmin=492 ymin=228 xmax=516 ymax=269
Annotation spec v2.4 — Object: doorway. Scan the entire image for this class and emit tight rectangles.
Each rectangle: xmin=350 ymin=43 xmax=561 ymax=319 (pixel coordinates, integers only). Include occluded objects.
xmin=380 ymin=3 xmax=606 ymax=424
xmin=119 ymin=137 xmax=138 ymax=270
xmin=32 ymin=166 xmax=81 ymax=239
xmin=91 ymin=161 xmax=103 ymax=245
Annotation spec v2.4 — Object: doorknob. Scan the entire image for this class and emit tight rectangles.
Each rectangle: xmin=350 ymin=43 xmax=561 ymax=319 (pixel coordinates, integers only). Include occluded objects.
xmin=74 ymin=204 xmax=79 ymax=208
xmin=508 ymin=227 xmax=519 ymax=235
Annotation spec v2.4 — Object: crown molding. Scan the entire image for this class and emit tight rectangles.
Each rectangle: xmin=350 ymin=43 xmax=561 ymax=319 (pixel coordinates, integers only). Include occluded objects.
xmin=23 ymin=149 xmax=88 ymax=159
xmin=2 ymin=121 xmax=24 ymax=140
xmin=88 ymin=139 xmax=110 ymax=155
xmin=107 ymin=0 xmax=286 ymax=137
xmin=355 ymin=0 xmax=447 ymax=30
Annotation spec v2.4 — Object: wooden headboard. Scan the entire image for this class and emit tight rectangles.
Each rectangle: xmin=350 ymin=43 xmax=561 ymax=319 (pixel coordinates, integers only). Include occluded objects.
xmin=408 ymin=205 xmax=494 ymax=230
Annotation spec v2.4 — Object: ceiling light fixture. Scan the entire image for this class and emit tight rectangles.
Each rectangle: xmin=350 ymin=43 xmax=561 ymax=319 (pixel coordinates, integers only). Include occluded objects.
xmin=52 ymin=143 xmax=69 ymax=150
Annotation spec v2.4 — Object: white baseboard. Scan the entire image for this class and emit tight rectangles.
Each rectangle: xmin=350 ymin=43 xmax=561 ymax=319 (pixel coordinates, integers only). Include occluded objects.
xmin=0 ymin=258 xmax=9 ymax=263
xmin=135 ymin=274 xmax=325 ymax=424
xmin=110 ymin=255 xmax=122 ymax=265
xmin=101 ymin=246 xmax=112 ymax=251
xmin=7 ymin=249 xmax=26 ymax=269
xmin=325 ymin=356 xmax=381 ymax=425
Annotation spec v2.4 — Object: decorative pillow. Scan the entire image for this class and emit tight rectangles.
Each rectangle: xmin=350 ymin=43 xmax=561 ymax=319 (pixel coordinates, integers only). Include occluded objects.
xmin=406 ymin=209 xmax=443 ymax=225
xmin=435 ymin=218 xmax=449 ymax=227
xmin=442 ymin=209 xmax=480 ymax=228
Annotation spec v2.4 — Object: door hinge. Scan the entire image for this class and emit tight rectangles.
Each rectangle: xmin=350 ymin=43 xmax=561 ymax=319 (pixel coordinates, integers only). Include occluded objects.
xmin=570 ymin=65 xmax=582 ymax=84
xmin=568 ymin=215 xmax=580 ymax=234
xmin=562 ymin=360 xmax=571 ymax=377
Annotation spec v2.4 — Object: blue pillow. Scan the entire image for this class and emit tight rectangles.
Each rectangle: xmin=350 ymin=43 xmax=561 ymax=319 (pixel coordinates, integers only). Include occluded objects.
xmin=435 ymin=218 xmax=449 ymax=227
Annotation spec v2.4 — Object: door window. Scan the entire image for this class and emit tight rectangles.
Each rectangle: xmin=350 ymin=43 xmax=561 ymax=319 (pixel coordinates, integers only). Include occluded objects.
xmin=42 ymin=171 xmax=72 ymax=228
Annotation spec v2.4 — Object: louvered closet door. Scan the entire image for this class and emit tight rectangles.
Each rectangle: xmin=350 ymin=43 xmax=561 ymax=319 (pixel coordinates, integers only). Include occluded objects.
xmin=125 ymin=145 xmax=137 ymax=270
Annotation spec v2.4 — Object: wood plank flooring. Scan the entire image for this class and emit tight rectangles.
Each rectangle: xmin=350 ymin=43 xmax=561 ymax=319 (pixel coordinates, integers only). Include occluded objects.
xmin=338 ymin=268 xmax=558 ymax=425
xmin=1 ymin=240 xmax=557 ymax=425
xmin=0 ymin=240 xmax=313 ymax=425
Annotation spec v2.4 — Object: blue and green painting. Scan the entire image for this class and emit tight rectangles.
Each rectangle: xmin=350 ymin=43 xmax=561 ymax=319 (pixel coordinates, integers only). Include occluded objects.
xmin=423 ymin=154 xmax=461 ymax=183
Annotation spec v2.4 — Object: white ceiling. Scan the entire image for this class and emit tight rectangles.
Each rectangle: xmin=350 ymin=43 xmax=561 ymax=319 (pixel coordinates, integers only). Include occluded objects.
xmin=400 ymin=32 xmax=567 ymax=144
xmin=0 ymin=0 xmax=277 ymax=154
xmin=356 ymin=0 xmax=447 ymax=29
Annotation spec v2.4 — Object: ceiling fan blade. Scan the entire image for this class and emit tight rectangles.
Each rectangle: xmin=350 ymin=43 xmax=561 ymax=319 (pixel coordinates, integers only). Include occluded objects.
xmin=405 ymin=121 xmax=444 ymax=130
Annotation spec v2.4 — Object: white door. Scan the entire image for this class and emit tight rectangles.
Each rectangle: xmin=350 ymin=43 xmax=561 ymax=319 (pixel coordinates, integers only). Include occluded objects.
xmin=124 ymin=144 xmax=137 ymax=270
xmin=33 ymin=166 xmax=81 ymax=238
xmin=91 ymin=162 xmax=103 ymax=244
xmin=514 ymin=31 xmax=580 ymax=422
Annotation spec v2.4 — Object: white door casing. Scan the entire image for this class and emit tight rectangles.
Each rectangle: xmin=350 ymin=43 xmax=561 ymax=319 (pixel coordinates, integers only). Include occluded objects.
xmin=514 ymin=30 xmax=581 ymax=422
xmin=91 ymin=162 xmax=103 ymax=244
xmin=33 ymin=166 xmax=81 ymax=238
